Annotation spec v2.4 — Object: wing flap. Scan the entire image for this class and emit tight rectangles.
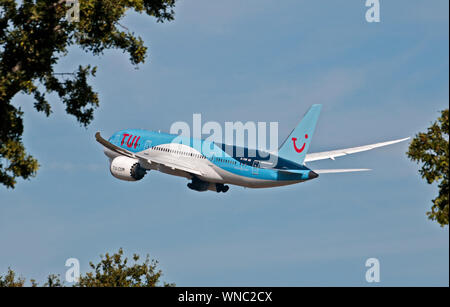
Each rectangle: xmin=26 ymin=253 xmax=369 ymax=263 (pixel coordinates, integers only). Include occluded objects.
xmin=304 ymin=137 xmax=410 ymax=163
xmin=135 ymin=152 xmax=203 ymax=176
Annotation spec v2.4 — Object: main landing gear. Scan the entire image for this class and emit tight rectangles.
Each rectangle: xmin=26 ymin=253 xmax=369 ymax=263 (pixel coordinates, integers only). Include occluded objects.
xmin=215 ymin=183 xmax=229 ymax=193
xmin=187 ymin=177 xmax=229 ymax=193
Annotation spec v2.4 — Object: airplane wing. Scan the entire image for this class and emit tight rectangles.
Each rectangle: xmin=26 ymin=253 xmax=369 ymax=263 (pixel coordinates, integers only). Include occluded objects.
xmin=95 ymin=132 xmax=136 ymax=159
xmin=304 ymin=137 xmax=410 ymax=163
xmin=313 ymin=169 xmax=371 ymax=174
xmin=135 ymin=152 xmax=203 ymax=176
xmin=95 ymin=132 xmax=203 ymax=176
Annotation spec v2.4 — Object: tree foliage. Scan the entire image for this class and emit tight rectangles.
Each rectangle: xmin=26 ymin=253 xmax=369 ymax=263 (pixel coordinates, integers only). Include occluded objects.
xmin=0 ymin=268 xmax=26 ymax=286
xmin=77 ymin=247 xmax=174 ymax=287
xmin=0 ymin=0 xmax=176 ymax=188
xmin=407 ymin=109 xmax=449 ymax=227
xmin=0 ymin=248 xmax=173 ymax=287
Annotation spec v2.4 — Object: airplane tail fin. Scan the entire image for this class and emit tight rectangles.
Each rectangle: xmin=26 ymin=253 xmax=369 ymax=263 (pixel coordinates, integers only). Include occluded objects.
xmin=278 ymin=104 xmax=322 ymax=165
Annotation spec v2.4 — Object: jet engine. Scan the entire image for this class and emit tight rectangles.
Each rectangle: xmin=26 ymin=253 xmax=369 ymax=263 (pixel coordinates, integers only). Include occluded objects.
xmin=110 ymin=156 xmax=146 ymax=181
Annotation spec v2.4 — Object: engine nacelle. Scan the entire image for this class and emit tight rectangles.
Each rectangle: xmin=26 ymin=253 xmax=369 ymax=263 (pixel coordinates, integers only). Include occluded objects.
xmin=110 ymin=156 xmax=146 ymax=181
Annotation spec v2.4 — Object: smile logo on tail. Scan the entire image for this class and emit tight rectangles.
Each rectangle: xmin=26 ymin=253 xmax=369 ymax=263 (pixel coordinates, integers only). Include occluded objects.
xmin=292 ymin=134 xmax=308 ymax=153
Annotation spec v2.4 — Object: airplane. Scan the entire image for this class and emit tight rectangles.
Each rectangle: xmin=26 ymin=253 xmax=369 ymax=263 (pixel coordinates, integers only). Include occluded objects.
xmin=95 ymin=104 xmax=409 ymax=193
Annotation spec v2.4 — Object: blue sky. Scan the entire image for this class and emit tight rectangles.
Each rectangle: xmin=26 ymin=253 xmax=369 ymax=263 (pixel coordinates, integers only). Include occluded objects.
xmin=0 ymin=0 xmax=448 ymax=286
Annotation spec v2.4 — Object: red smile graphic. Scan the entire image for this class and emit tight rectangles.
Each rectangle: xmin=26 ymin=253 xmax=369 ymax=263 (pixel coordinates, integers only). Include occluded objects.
xmin=292 ymin=134 xmax=308 ymax=153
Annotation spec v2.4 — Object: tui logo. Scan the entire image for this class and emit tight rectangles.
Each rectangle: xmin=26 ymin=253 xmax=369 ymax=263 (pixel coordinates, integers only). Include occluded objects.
xmin=121 ymin=134 xmax=141 ymax=149
xmin=292 ymin=134 xmax=308 ymax=153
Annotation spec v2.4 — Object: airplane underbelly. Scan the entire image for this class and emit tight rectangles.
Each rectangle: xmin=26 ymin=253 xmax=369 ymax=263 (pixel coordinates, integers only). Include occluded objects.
xmin=197 ymin=162 xmax=223 ymax=182
xmin=210 ymin=165 xmax=304 ymax=188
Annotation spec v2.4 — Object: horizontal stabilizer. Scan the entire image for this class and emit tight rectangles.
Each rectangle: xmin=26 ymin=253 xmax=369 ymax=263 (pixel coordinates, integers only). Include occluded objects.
xmin=313 ymin=169 xmax=371 ymax=174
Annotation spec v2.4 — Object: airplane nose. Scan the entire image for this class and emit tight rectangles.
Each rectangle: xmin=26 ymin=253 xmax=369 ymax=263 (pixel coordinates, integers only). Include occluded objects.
xmin=308 ymin=171 xmax=319 ymax=179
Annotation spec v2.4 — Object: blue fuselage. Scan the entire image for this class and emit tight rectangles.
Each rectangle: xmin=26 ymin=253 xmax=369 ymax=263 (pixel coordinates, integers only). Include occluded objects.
xmin=105 ymin=129 xmax=316 ymax=188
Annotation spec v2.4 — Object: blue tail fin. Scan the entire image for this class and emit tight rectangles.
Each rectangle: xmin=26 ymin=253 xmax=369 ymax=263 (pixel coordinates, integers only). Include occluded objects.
xmin=278 ymin=104 xmax=322 ymax=165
